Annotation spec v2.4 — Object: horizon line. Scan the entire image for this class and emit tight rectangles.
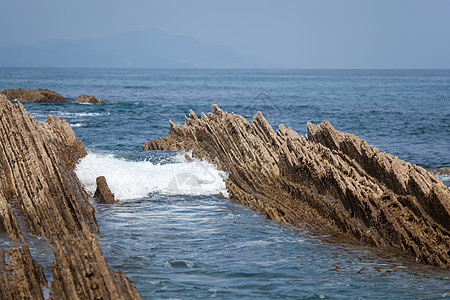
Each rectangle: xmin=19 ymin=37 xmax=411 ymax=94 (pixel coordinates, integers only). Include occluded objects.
xmin=1 ymin=66 xmax=450 ymax=71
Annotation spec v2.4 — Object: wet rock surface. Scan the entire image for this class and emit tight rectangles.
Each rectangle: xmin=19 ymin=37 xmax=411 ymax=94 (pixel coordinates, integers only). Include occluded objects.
xmin=76 ymin=94 xmax=106 ymax=104
xmin=94 ymin=176 xmax=117 ymax=204
xmin=1 ymin=88 xmax=66 ymax=103
xmin=0 ymin=95 xmax=141 ymax=299
xmin=143 ymin=105 xmax=450 ymax=269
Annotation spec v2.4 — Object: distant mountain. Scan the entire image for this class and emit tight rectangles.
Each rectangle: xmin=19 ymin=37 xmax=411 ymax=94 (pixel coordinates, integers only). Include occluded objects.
xmin=0 ymin=29 xmax=259 ymax=68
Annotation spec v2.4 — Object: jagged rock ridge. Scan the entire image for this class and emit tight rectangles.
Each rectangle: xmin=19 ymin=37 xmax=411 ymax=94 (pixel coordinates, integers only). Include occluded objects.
xmin=143 ymin=105 xmax=450 ymax=269
xmin=0 ymin=95 xmax=141 ymax=299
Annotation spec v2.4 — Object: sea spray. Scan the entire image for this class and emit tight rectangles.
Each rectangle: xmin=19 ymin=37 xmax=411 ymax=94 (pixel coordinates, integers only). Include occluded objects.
xmin=75 ymin=151 xmax=228 ymax=200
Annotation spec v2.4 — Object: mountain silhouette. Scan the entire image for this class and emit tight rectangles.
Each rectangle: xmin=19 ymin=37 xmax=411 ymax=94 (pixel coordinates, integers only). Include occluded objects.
xmin=0 ymin=29 xmax=258 ymax=68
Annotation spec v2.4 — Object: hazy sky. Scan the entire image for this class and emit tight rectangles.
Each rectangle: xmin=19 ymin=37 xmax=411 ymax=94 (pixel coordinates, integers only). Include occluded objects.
xmin=1 ymin=0 xmax=449 ymax=68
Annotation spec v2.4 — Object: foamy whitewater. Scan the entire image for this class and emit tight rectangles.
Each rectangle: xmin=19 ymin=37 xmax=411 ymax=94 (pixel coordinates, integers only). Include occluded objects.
xmin=75 ymin=151 xmax=228 ymax=200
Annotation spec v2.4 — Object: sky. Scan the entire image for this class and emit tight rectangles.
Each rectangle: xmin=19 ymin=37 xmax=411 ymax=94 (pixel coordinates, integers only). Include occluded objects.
xmin=1 ymin=0 xmax=449 ymax=68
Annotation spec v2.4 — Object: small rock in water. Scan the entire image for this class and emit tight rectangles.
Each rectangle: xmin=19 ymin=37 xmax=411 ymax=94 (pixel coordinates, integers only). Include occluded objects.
xmin=76 ymin=94 xmax=106 ymax=104
xmin=94 ymin=176 xmax=117 ymax=204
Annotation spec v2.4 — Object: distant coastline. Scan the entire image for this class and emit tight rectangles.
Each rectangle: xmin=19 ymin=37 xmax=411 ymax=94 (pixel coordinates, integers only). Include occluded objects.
xmin=0 ymin=29 xmax=262 ymax=69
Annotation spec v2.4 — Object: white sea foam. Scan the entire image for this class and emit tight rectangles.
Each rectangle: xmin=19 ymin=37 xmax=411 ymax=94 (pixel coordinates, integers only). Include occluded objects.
xmin=70 ymin=123 xmax=85 ymax=127
xmin=75 ymin=152 xmax=228 ymax=200
xmin=58 ymin=112 xmax=103 ymax=118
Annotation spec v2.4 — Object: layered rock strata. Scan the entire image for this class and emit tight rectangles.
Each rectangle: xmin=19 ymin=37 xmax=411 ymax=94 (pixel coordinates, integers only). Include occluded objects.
xmin=0 ymin=244 xmax=47 ymax=300
xmin=143 ymin=105 xmax=450 ymax=269
xmin=0 ymin=95 xmax=141 ymax=299
xmin=1 ymin=88 xmax=66 ymax=103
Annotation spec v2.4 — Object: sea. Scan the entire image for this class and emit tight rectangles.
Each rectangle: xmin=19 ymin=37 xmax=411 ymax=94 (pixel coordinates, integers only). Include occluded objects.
xmin=0 ymin=68 xmax=449 ymax=299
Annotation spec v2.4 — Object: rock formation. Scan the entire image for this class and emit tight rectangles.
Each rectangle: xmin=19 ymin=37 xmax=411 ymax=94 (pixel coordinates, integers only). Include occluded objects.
xmin=94 ymin=176 xmax=117 ymax=204
xmin=0 ymin=95 xmax=141 ymax=299
xmin=76 ymin=94 xmax=106 ymax=104
xmin=0 ymin=244 xmax=47 ymax=300
xmin=1 ymin=88 xmax=66 ymax=103
xmin=143 ymin=105 xmax=450 ymax=269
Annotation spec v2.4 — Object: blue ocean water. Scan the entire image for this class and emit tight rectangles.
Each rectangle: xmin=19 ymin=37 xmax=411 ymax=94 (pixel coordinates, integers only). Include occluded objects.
xmin=1 ymin=68 xmax=449 ymax=299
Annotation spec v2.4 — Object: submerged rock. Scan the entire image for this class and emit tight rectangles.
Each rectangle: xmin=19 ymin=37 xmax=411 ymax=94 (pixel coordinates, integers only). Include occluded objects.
xmin=0 ymin=95 xmax=141 ymax=299
xmin=143 ymin=105 xmax=450 ymax=269
xmin=1 ymin=88 xmax=67 ymax=103
xmin=76 ymin=94 xmax=106 ymax=104
xmin=94 ymin=176 xmax=117 ymax=204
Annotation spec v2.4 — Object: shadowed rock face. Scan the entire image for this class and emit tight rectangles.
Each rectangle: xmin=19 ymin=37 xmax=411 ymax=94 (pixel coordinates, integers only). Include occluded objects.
xmin=94 ymin=176 xmax=117 ymax=204
xmin=143 ymin=105 xmax=450 ymax=269
xmin=1 ymin=88 xmax=66 ymax=103
xmin=0 ymin=95 xmax=141 ymax=299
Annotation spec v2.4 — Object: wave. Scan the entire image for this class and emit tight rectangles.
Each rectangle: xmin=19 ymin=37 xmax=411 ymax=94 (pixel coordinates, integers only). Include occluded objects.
xmin=70 ymin=123 xmax=85 ymax=127
xmin=57 ymin=112 xmax=103 ymax=118
xmin=75 ymin=152 xmax=228 ymax=200
xmin=124 ymin=85 xmax=152 ymax=89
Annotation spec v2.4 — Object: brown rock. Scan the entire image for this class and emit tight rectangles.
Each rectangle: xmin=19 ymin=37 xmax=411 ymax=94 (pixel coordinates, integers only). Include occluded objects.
xmin=76 ymin=94 xmax=106 ymax=104
xmin=0 ymin=94 xmax=141 ymax=299
xmin=0 ymin=95 xmax=95 ymax=238
xmin=0 ymin=244 xmax=47 ymax=300
xmin=50 ymin=231 xmax=140 ymax=299
xmin=0 ymin=88 xmax=66 ymax=103
xmin=94 ymin=176 xmax=117 ymax=204
xmin=0 ymin=192 xmax=24 ymax=242
xmin=143 ymin=105 xmax=450 ymax=269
